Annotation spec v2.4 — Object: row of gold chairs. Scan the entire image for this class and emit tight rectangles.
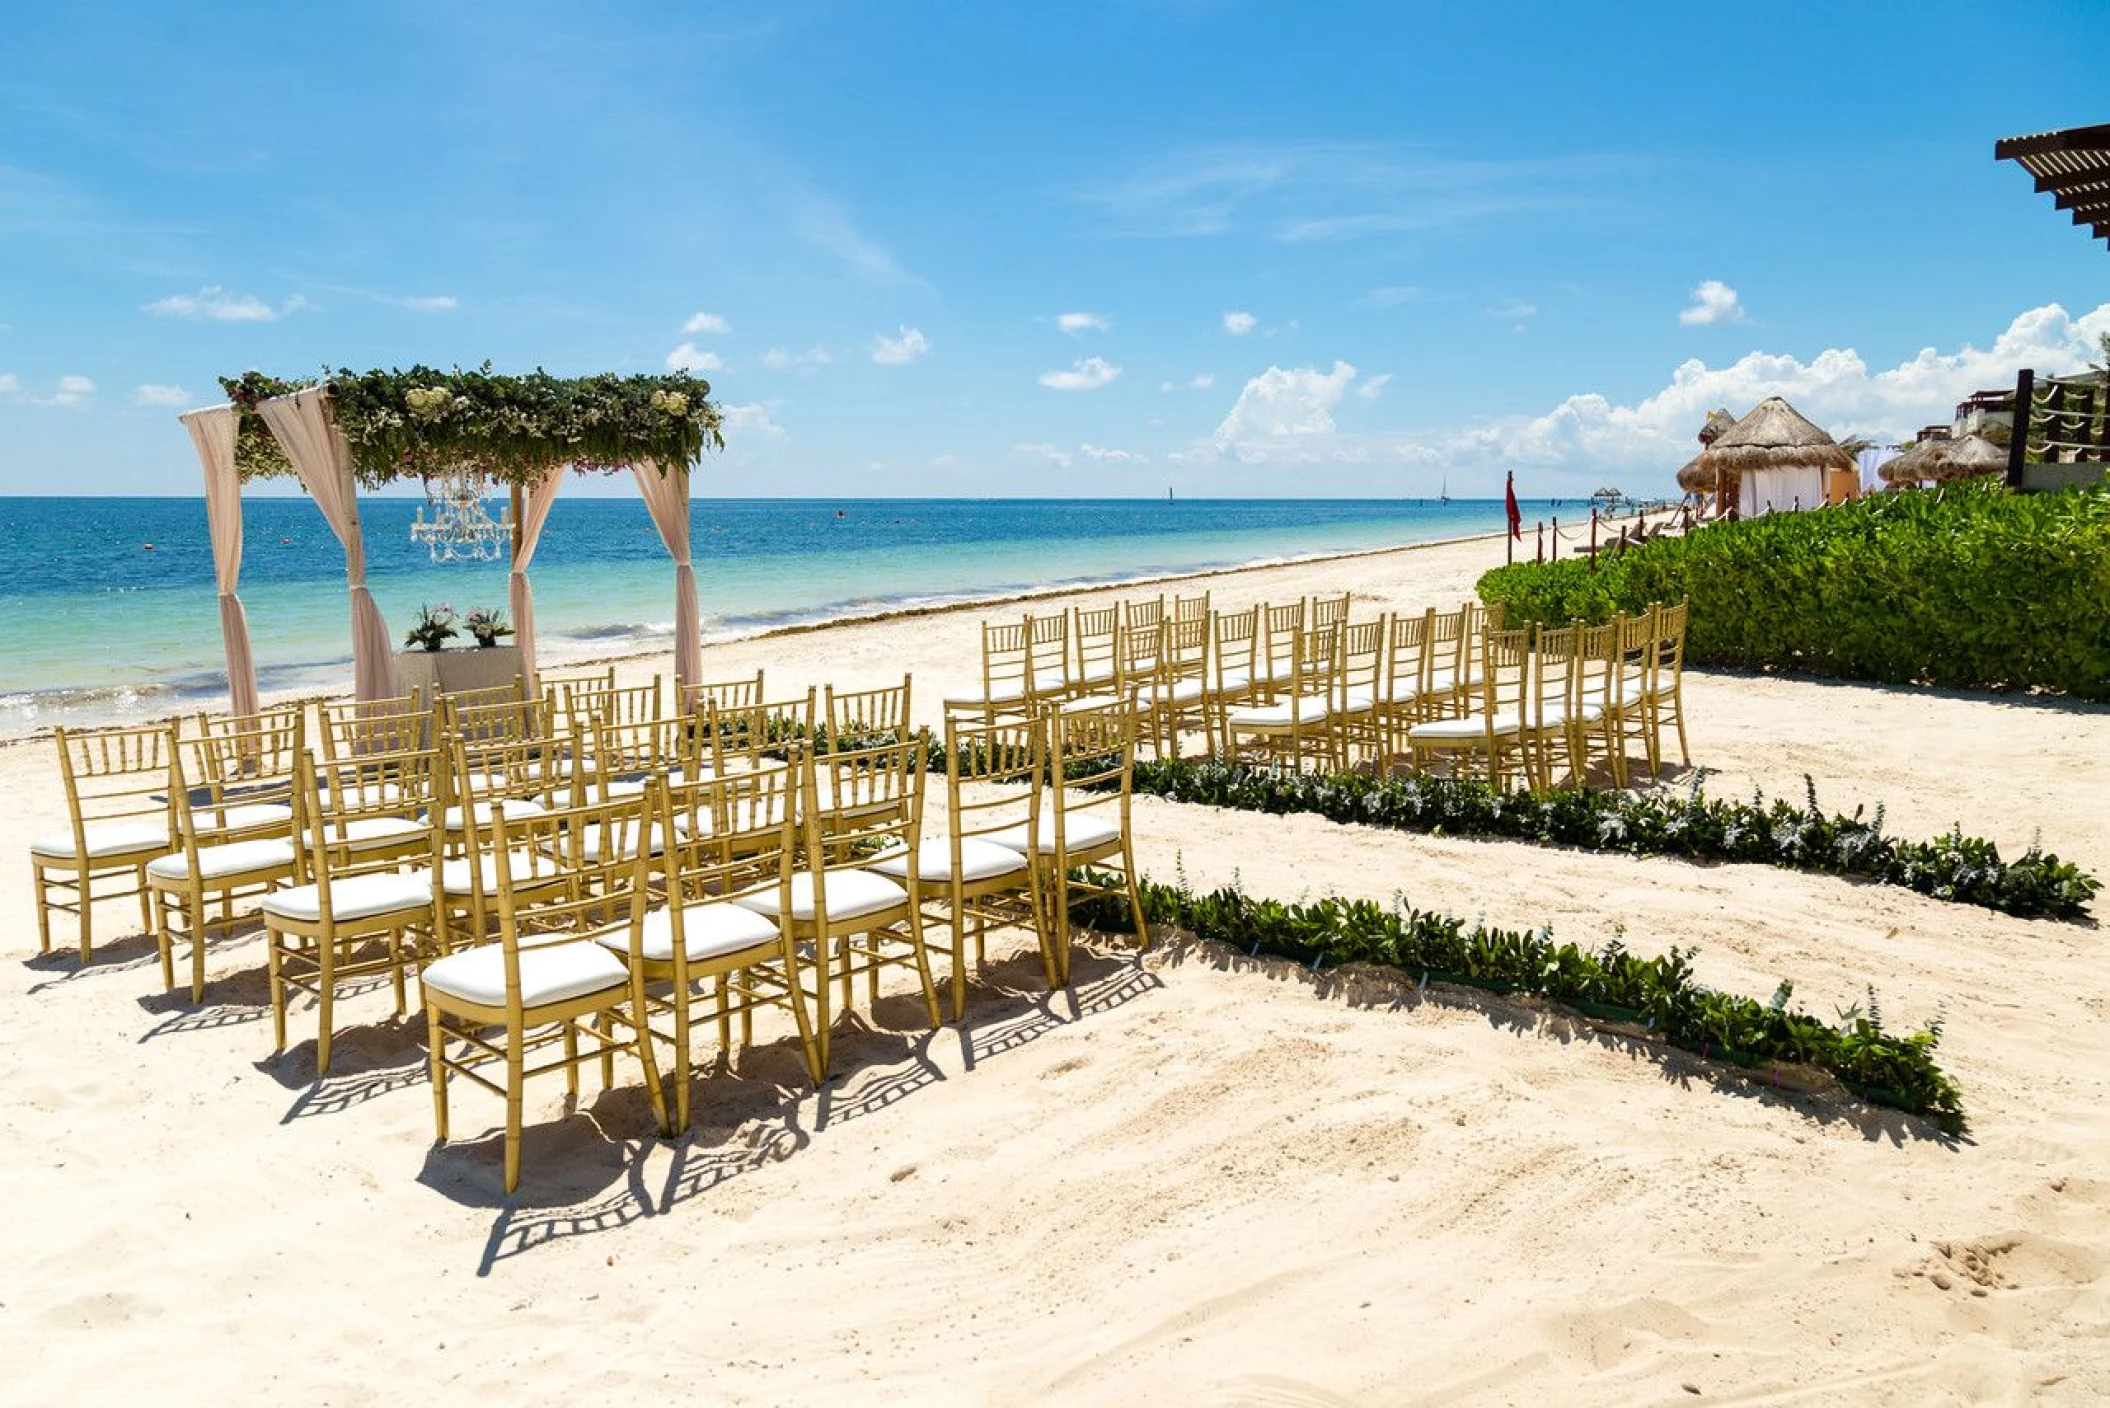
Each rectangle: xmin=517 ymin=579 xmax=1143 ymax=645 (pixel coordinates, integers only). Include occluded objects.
xmin=29 ymin=675 xmax=1151 ymax=1193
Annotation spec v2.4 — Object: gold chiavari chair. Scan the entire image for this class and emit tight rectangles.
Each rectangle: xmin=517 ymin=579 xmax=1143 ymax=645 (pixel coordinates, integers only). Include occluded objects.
xmin=421 ymin=783 xmax=669 ymax=1194
xmin=1172 ymin=589 xmax=1211 ymax=624
xmin=706 ymin=689 xmax=817 ymax=778
xmin=733 ymin=737 xmax=940 ymax=1074
xmin=192 ymin=705 xmax=304 ymax=834
xmin=1309 ymin=590 xmax=1353 ymax=632
xmin=1124 ymin=595 xmax=1165 ymax=636
xmin=1527 ymin=624 xmax=1588 ymax=787
xmin=1418 ymin=604 xmax=1479 ymax=721
xmin=435 ymin=730 xmax=571 ymax=949
xmin=31 ymin=722 xmax=177 ymax=962
xmin=1406 ymin=625 xmax=1537 ymax=790
xmin=1596 ymin=607 xmax=1662 ymax=780
xmin=318 ymin=691 xmax=432 ymax=765
xmin=678 ymin=667 xmax=765 ymax=718
xmin=610 ymin=764 xmax=817 ymax=1132
xmin=1121 ymin=619 xmax=1177 ymax=759
xmin=591 ymin=714 xmax=695 ymax=801
xmin=825 ymin=675 xmax=912 ymax=748
xmin=1254 ymin=601 xmax=1304 ymax=692
xmin=992 ymin=700 xmax=1145 ymax=986
xmin=539 ymin=665 xmax=617 ymax=704
xmin=1566 ymin=620 xmax=1628 ymax=788
xmin=1024 ymin=609 xmax=1071 ymax=706
xmin=1331 ymin=615 xmax=1387 ymax=770
xmin=865 ymin=714 xmax=1048 ymax=1017
xmin=1649 ymin=601 xmax=1691 ymax=769
xmin=941 ymin=617 xmax=1031 ymax=723
xmin=1069 ymin=605 xmax=1121 ymax=699
xmin=1224 ymin=622 xmax=1341 ymax=773
xmin=146 ymin=729 xmax=304 ymax=1000
xmin=1204 ymin=603 xmax=1261 ymax=748
xmin=1374 ymin=608 xmax=1437 ymax=766
xmin=435 ymin=678 xmax=530 ymax=719
xmin=263 ymin=746 xmax=443 ymax=1074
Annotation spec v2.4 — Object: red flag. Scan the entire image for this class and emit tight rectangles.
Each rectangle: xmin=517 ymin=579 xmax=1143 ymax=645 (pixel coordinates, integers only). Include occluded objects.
xmin=1505 ymin=472 xmax=1522 ymax=540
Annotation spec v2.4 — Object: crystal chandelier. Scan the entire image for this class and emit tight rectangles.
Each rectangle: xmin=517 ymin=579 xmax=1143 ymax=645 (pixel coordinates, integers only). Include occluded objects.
xmin=410 ymin=466 xmax=511 ymax=563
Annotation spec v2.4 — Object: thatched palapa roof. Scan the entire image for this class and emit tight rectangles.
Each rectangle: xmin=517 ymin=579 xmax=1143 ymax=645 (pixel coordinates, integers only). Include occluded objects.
xmin=1675 ymin=454 xmax=1714 ymax=493
xmin=1916 ymin=433 xmax=2007 ymax=482
xmin=1700 ymin=396 xmax=1854 ymax=475
xmin=1697 ymin=408 xmax=1737 ymax=445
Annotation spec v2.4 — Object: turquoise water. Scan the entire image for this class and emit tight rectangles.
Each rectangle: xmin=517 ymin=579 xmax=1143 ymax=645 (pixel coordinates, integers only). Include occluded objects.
xmin=0 ymin=496 xmax=1536 ymax=732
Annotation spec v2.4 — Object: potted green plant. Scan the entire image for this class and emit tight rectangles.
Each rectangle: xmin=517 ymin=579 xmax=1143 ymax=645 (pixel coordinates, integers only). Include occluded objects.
xmin=405 ymin=603 xmax=458 ymax=652
xmin=464 ymin=607 xmax=514 ymax=649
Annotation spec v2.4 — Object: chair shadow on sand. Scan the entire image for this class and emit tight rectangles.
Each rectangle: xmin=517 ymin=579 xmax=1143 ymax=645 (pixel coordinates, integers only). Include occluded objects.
xmin=1160 ymin=938 xmax=1967 ymax=1154
xmin=395 ymin=939 xmax=1163 ymax=1275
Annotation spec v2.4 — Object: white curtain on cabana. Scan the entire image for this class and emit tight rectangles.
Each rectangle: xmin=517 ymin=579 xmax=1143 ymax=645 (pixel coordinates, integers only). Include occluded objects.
xmin=258 ymin=387 xmax=400 ymax=701
xmin=508 ymin=469 xmax=564 ymax=695
xmin=630 ymin=459 xmax=701 ymax=691
xmin=179 ymin=405 xmax=261 ymax=718
xmin=1739 ymin=466 xmax=1826 ymax=518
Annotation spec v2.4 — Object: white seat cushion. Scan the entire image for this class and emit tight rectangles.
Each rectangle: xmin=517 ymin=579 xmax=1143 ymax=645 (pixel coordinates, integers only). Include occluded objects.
xmin=1077 ymin=661 xmax=1117 ymax=684
xmin=146 ymin=838 xmax=296 ymax=882
xmin=438 ymin=850 xmax=565 ymax=896
xmin=1133 ymin=677 xmax=1205 ymax=706
xmin=327 ymin=816 xmax=428 ymax=852
xmin=561 ymin=822 xmax=669 ymax=864
xmin=1387 ymin=669 xmax=1484 ymax=703
xmin=864 ymin=836 xmax=1030 ymax=885
xmin=195 ymin=802 xmax=295 ymax=834
xmin=263 ymin=871 xmax=432 ymax=923
xmin=1227 ymin=694 xmax=1333 ymax=729
xmin=942 ymin=685 xmax=1028 ymax=709
xmin=30 ymin=820 xmax=169 ymax=861
xmin=1208 ymin=669 xmax=1252 ymax=695
xmin=438 ymin=798 xmax=548 ymax=832
xmin=421 ymin=939 xmax=630 ymax=1008
xmin=1339 ymin=689 xmax=1376 ymax=714
xmin=1541 ymin=699 xmax=1609 ymax=726
xmin=733 ymin=868 xmax=909 ymax=923
xmin=597 ymin=901 xmax=780 ymax=963
xmin=1407 ymin=712 xmax=1523 ymax=742
xmin=1582 ymin=678 xmax=1649 ymax=709
xmin=1058 ymin=692 xmax=1128 ymax=714
xmin=987 ymin=812 xmax=1122 ymax=856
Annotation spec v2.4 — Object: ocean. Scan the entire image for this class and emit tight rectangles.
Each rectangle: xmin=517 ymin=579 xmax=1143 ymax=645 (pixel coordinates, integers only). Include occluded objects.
xmin=0 ymin=495 xmax=1542 ymax=734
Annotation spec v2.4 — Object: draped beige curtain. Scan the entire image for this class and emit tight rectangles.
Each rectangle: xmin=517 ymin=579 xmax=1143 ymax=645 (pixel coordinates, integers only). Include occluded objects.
xmin=258 ymin=387 xmax=400 ymax=701
xmin=508 ymin=469 xmax=564 ymax=696
xmin=179 ymin=405 xmax=261 ymax=717
xmin=630 ymin=459 xmax=701 ymax=691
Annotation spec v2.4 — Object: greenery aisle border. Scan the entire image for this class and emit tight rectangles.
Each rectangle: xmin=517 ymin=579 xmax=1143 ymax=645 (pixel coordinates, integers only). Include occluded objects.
xmin=1073 ymin=871 xmax=1966 ymax=1134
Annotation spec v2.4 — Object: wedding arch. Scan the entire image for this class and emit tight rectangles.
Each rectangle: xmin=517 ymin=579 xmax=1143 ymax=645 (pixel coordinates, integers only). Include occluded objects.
xmin=178 ymin=366 xmax=722 ymax=709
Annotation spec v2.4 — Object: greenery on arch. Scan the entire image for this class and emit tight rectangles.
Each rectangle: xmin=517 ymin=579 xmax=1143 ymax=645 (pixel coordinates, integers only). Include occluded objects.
xmin=220 ymin=365 xmax=724 ymax=488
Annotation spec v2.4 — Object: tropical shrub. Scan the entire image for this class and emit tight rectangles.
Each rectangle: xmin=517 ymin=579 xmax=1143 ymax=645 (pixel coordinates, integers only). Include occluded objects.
xmin=1476 ymin=480 xmax=2110 ymax=699
xmin=1074 ymin=873 xmax=1966 ymax=1133
xmin=1121 ymin=760 xmax=2098 ymax=921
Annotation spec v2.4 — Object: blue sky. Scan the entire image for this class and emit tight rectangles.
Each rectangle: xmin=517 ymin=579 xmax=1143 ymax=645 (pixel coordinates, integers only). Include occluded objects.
xmin=2 ymin=0 xmax=2106 ymax=498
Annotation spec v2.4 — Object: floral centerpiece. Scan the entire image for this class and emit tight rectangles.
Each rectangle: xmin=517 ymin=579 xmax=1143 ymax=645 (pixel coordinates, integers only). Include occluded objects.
xmin=464 ymin=607 xmax=514 ymax=649
xmin=404 ymin=603 xmax=458 ymax=652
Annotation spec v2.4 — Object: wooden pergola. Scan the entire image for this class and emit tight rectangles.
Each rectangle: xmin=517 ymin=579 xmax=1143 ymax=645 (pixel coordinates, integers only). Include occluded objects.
xmin=1995 ymin=122 xmax=2110 ymax=250
xmin=177 ymin=367 xmax=722 ymax=711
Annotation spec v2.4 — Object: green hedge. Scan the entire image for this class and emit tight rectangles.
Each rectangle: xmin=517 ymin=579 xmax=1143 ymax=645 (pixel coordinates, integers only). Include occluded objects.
xmin=1076 ymin=874 xmax=1965 ymax=1133
xmin=1475 ymin=481 xmax=2110 ymax=699
xmin=1125 ymin=759 xmax=2099 ymax=921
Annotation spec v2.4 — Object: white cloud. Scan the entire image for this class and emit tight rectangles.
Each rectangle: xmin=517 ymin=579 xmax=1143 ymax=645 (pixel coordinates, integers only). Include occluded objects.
xmin=1356 ymin=373 xmax=1393 ymax=401
xmin=1039 ymin=356 xmax=1122 ymax=391
xmin=1014 ymin=441 xmax=1075 ymax=470
xmin=1081 ymin=443 xmax=1150 ymax=464
xmin=143 ymin=285 xmax=287 ymax=322
xmin=791 ymin=192 xmax=922 ymax=287
xmin=1209 ymin=361 xmax=1358 ymax=458
xmin=664 ymin=342 xmax=724 ymax=372
xmin=719 ymin=402 xmax=786 ymax=442
xmin=1364 ymin=286 xmax=1423 ymax=307
xmin=1222 ymin=310 xmax=1257 ymax=336
xmin=1056 ymin=311 xmax=1109 ymax=335
xmin=39 ymin=374 xmax=95 ymax=408
xmin=871 ymin=326 xmax=931 ymax=365
xmin=0 ymin=371 xmax=21 ymax=399
xmin=1443 ymin=300 xmax=2110 ymax=481
xmin=397 ymin=294 xmax=456 ymax=312
xmin=132 ymin=383 xmax=191 ymax=407
xmin=1485 ymin=300 xmax=1537 ymax=319
xmin=682 ymin=311 xmax=730 ymax=335
xmin=762 ymin=345 xmax=834 ymax=372
xmin=1679 ymin=279 xmax=1746 ymax=326
xmin=1161 ymin=372 xmax=1216 ymax=392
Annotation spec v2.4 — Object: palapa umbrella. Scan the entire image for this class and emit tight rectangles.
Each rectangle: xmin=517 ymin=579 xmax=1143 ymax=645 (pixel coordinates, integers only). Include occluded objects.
xmin=1879 ymin=438 xmax=1939 ymax=486
xmin=1917 ymin=433 xmax=2008 ymax=482
xmin=1699 ymin=396 xmax=1855 ymax=512
xmin=1675 ymin=453 xmax=1714 ymax=493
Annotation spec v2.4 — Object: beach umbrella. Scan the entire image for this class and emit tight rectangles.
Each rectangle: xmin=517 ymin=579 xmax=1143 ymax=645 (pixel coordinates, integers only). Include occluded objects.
xmin=1879 ymin=439 xmax=1939 ymax=486
xmin=1675 ymin=453 xmax=1714 ymax=493
xmin=1917 ymin=433 xmax=2008 ymax=482
xmin=1697 ymin=408 xmax=1737 ymax=445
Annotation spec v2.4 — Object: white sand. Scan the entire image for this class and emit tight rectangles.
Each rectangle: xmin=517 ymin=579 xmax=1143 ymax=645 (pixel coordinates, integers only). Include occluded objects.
xmin=4 ymin=529 xmax=2109 ymax=1403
